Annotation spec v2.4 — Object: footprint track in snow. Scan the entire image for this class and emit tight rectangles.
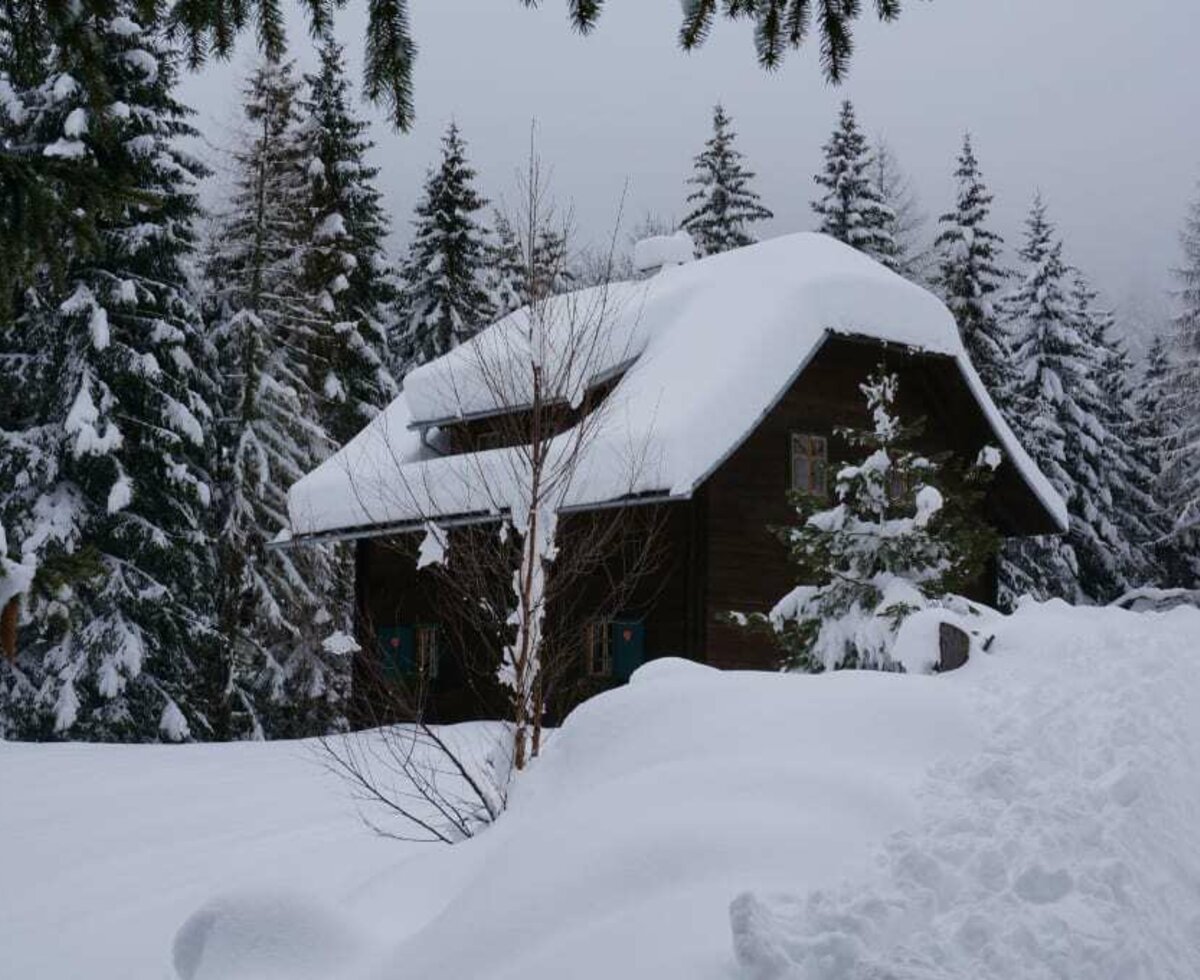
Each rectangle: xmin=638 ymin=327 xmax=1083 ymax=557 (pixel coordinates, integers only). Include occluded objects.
xmin=731 ymin=603 xmax=1200 ymax=980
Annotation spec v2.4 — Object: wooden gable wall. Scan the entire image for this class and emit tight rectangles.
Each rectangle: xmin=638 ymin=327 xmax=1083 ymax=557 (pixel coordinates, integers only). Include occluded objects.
xmin=699 ymin=335 xmax=1026 ymax=669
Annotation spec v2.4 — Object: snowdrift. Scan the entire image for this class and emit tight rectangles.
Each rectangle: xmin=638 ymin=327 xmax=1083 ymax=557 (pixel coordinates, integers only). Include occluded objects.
xmin=364 ymin=657 xmax=979 ymax=980
xmin=3 ymin=601 xmax=1200 ymax=980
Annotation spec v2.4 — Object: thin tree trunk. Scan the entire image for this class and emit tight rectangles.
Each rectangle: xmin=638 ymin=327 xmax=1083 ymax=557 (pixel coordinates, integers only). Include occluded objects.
xmin=1 ymin=596 xmax=18 ymax=661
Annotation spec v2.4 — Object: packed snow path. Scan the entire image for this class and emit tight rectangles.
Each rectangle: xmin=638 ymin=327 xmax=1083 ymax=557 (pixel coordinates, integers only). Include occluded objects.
xmin=732 ymin=599 xmax=1200 ymax=980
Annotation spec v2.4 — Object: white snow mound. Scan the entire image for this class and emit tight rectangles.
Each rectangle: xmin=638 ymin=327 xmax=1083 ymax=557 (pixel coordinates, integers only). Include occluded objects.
xmin=176 ymin=601 xmax=1200 ymax=980
xmin=367 ymin=662 xmax=978 ymax=980
xmin=731 ymin=600 xmax=1200 ymax=980
xmin=6 ymin=603 xmax=1199 ymax=980
xmin=172 ymin=893 xmax=366 ymax=980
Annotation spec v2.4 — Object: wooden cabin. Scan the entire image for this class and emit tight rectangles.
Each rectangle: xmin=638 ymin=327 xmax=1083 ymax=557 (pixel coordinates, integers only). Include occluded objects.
xmin=284 ymin=234 xmax=1066 ymax=724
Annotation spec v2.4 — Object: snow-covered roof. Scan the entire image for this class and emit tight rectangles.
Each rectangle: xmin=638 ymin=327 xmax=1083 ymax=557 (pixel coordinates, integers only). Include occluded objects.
xmin=287 ymin=233 xmax=1068 ymax=539
xmin=632 ymin=231 xmax=696 ymax=274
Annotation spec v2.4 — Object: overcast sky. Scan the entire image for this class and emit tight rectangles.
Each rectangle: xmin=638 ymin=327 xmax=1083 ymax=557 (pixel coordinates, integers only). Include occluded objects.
xmin=179 ymin=0 xmax=1200 ymax=353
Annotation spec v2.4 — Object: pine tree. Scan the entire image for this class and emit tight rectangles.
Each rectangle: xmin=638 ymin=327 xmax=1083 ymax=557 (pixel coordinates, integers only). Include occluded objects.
xmin=483 ymin=211 xmax=527 ymax=318
xmin=1 ymin=10 xmax=219 ymax=741
xmin=1001 ymin=196 xmax=1118 ymax=604
xmin=811 ymin=100 xmax=897 ymax=269
xmin=295 ymin=39 xmax=397 ymax=448
xmin=0 ymin=3 xmax=131 ymax=315
xmin=1096 ymin=333 xmax=1166 ymax=589
xmin=731 ymin=367 xmax=999 ymax=672
xmin=1162 ymin=191 xmax=1200 ymax=585
xmin=394 ymin=122 xmax=493 ymax=373
xmin=529 ymin=226 xmax=575 ymax=298
xmin=1067 ymin=273 xmax=1150 ymax=597
xmin=681 ymin=104 xmax=773 ymax=257
xmin=206 ymin=57 xmax=347 ymax=739
xmin=933 ymin=134 xmax=1016 ymax=402
xmin=1138 ymin=335 xmax=1187 ymax=584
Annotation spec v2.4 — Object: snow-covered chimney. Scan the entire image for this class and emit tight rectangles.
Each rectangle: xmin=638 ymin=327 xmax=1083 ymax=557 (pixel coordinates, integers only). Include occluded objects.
xmin=633 ymin=230 xmax=696 ymax=277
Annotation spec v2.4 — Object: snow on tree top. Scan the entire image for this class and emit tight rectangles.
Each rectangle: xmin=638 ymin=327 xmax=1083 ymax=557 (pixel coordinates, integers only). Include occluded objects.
xmin=287 ymin=233 xmax=1067 ymax=537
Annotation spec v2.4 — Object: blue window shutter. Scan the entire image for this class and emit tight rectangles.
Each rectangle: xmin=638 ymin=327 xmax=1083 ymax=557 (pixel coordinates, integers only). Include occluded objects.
xmin=611 ymin=621 xmax=645 ymax=682
xmin=377 ymin=626 xmax=415 ymax=679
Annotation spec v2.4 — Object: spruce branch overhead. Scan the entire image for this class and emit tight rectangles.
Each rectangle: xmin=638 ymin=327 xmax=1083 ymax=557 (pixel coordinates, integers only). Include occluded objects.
xmin=164 ymin=0 xmax=913 ymax=130
xmin=1 ymin=0 xmax=916 ymax=310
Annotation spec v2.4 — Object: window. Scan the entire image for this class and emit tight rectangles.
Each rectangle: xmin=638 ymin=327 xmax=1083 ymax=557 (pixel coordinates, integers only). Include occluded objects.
xmin=416 ymin=626 xmax=439 ymax=678
xmin=585 ymin=621 xmax=612 ymax=677
xmin=790 ymin=433 xmax=828 ymax=496
xmin=476 ymin=430 xmax=503 ymax=451
xmin=376 ymin=625 xmax=438 ymax=680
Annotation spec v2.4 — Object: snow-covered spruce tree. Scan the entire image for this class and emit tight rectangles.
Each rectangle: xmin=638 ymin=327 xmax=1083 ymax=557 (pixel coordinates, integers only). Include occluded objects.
xmin=530 ymin=225 xmax=576 ymax=297
xmin=1000 ymin=196 xmax=1109 ymax=604
xmin=1066 ymin=274 xmax=1152 ymax=597
xmin=295 ymin=38 xmax=397 ymax=448
xmin=811 ymin=100 xmax=897 ymax=270
xmin=1137 ymin=335 xmax=1188 ymax=584
xmin=872 ymin=137 xmax=930 ymax=283
xmin=933 ymin=134 xmax=1017 ymax=403
xmin=484 ymin=210 xmax=578 ymax=313
xmin=394 ymin=122 xmax=493 ymax=374
xmin=1161 ymin=192 xmax=1200 ymax=586
xmin=1102 ymin=336 xmax=1171 ymax=588
xmin=0 ymin=3 xmax=137 ymax=314
xmin=484 ymin=210 xmax=528 ymax=319
xmin=681 ymin=103 xmax=773 ymax=257
xmin=0 ymin=11 xmax=220 ymax=741
xmin=206 ymin=57 xmax=347 ymax=739
xmin=733 ymin=368 xmax=999 ymax=673
xmin=1078 ymin=278 xmax=1165 ymax=589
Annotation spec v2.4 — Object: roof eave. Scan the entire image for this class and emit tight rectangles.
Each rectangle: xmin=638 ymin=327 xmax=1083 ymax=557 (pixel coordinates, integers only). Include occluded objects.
xmin=275 ymin=489 xmax=690 ymax=548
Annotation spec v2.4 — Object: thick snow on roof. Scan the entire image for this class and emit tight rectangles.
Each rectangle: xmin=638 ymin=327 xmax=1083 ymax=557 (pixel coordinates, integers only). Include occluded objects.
xmin=287 ymin=233 xmax=1067 ymax=537
xmin=632 ymin=230 xmax=696 ymax=274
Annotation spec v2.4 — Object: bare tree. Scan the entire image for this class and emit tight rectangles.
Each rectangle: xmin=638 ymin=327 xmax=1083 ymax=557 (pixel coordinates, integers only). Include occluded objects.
xmin=873 ymin=137 xmax=933 ymax=284
xmin=319 ymin=667 xmax=510 ymax=843
xmin=320 ymin=145 xmax=666 ymax=840
xmin=403 ymin=151 xmax=665 ymax=769
xmin=575 ymin=212 xmax=681 ymax=287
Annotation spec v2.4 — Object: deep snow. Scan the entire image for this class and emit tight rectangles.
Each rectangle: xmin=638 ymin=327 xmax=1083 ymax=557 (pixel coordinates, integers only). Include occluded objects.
xmin=2 ymin=601 xmax=1199 ymax=980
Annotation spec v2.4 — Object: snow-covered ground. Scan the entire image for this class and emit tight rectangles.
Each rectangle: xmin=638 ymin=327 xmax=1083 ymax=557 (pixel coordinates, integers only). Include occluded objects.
xmin=3 ymin=600 xmax=1199 ymax=980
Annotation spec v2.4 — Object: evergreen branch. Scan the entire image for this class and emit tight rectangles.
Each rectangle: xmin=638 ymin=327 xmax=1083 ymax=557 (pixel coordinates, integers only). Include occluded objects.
xmin=363 ymin=0 xmax=415 ymax=129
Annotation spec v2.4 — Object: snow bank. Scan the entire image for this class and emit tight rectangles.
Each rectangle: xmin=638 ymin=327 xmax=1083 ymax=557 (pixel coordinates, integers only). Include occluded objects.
xmin=8 ymin=604 xmax=1197 ymax=980
xmin=731 ymin=600 xmax=1200 ymax=980
xmin=1111 ymin=585 xmax=1200 ymax=612
xmin=0 ymin=739 xmax=411 ymax=980
xmin=173 ymin=893 xmax=368 ymax=980
xmin=186 ymin=603 xmax=1200 ymax=980
xmin=288 ymin=233 xmax=1067 ymax=537
xmin=367 ymin=660 xmax=978 ymax=980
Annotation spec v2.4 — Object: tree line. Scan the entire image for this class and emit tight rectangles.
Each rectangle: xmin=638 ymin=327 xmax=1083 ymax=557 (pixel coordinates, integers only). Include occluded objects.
xmin=0 ymin=15 xmax=575 ymax=742
xmin=679 ymin=99 xmax=1200 ymax=607
xmin=1 ymin=13 xmax=1197 ymax=742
